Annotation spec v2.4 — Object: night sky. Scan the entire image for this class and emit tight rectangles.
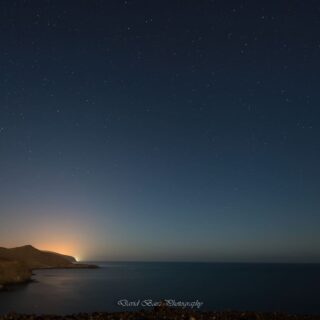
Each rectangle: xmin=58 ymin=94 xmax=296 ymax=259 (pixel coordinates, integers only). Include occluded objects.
xmin=1 ymin=1 xmax=319 ymax=262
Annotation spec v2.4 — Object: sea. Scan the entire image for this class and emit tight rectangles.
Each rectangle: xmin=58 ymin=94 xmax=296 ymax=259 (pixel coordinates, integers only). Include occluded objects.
xmin=0 ymin=262 xmax=319 ymax=315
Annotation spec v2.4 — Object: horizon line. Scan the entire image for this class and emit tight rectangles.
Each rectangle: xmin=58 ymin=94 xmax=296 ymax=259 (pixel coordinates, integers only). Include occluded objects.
xmin=81 ymin=260 xmax=320 ymax=264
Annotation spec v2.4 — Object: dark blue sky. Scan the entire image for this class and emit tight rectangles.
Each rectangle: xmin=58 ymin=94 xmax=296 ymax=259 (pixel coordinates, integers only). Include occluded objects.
xmin=0 ymin=0 xmax=319 ymax=262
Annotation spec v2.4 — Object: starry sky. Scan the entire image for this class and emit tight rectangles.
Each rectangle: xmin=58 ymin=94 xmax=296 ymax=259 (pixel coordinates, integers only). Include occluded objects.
xmin=0 ymin=0 xmax=319 ymax=262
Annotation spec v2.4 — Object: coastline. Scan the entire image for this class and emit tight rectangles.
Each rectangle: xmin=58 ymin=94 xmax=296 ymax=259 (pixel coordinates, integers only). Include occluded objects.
xmin=0 ymin=246 xmax=98 ymax=288
xmin=31 ymin=263 xmax=99 ymax=270
xmin=0 ymin=263 xmax=98 ymax=289
xmin=0 ymin=260 xmax=32 ymax=288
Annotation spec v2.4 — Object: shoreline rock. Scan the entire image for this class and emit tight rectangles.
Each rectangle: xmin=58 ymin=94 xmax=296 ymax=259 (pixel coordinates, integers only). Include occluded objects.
xmin=0 ymin=245 xmax=98 ymax=287
xmin=0 ymin=309 xmax=319 ymax=320
xmin=0 ymin=260 xmax=32 ymax=287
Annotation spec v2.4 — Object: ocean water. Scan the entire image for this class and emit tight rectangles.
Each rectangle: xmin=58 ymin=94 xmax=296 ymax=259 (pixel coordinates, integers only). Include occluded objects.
xmin=0 ymin=262 xmax=319 ymax=315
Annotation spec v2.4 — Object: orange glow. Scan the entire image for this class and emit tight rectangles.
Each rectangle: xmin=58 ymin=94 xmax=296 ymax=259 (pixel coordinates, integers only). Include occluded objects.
xmin=35 ymin=242 xmax=78 ymax=257
xmin=0 ymin=208 xmax=102 ymax=261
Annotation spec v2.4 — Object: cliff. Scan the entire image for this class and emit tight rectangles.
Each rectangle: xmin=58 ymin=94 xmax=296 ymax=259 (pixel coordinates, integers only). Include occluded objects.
xmin=0 ymin=259 xmax=32 ymax=287
xmin=0 ymin=245 xmax=78 ymax=269
xmin=0 ymin=245 xmax=97 ymax=286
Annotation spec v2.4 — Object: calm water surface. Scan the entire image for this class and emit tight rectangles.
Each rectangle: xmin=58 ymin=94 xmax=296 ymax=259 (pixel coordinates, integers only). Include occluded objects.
xmin=0 ymin=262 xmax=319 ymax=315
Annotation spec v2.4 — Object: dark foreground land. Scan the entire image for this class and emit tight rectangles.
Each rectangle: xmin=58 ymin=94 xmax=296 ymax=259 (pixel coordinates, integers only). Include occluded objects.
xmin=1 ymin=308 xmax=320 ymax=320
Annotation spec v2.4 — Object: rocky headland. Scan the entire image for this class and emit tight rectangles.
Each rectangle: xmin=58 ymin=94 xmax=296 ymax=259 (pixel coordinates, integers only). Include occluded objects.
xmin=0 ymin=245 xmax=97 ymax=288
xmin=0 ymin=259 xmax=31 ymax=288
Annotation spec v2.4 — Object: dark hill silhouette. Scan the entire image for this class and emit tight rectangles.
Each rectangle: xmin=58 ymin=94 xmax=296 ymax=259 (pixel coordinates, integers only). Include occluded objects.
xmin=0 ymin=245 xmax=97 ymax=287
xmin=0 ymin=245 xmax=79 ymax=269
